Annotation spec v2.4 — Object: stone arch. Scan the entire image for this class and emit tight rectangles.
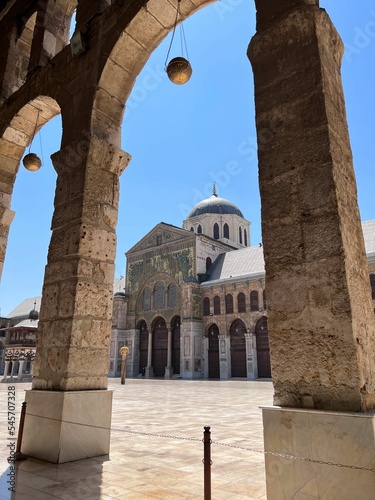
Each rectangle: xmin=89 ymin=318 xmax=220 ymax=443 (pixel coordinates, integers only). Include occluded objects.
xmin=0 ymin=96 xmax=61 ymax=278
xmin=91 ymin=0 xmax=216 ymax=144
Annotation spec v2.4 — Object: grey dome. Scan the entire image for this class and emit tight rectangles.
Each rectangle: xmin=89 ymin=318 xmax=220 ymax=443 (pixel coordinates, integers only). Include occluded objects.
xmin=186 ymin=193 xmax=244 ymax=219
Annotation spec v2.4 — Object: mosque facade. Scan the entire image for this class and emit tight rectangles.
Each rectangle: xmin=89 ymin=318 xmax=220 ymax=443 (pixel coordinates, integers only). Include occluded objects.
xmin=3 ymin=190 xmax=375 ymax=383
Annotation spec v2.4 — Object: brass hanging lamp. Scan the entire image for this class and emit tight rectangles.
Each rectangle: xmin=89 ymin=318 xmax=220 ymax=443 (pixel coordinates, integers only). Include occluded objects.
xmin=22 ymin=108 xmax=42 ymax=171
xmin=165 ymin=0 xmax=192 ymax=85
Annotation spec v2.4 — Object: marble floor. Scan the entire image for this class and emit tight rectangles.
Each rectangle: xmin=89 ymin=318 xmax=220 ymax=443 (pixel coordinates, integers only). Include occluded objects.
xmin=0 ymin=378 xmax=273 ymax=499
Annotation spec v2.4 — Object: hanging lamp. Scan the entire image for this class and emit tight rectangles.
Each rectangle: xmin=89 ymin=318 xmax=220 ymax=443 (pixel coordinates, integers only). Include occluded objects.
xmin=22 ymin=108 xmax=42 ymax=171
xmin=165 ymin=0 xmax=192 ymax=85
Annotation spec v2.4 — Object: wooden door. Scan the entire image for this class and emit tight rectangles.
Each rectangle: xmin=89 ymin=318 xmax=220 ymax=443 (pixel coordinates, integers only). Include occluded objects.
xmin=139 ymin=328 xmax=148 ymax=374
xmin=152 ymin=324 xmax=168 ymax=377
xmin=256 ymin=317 xmax=271 ymax=378
xmin=208 ymin=329 xmax=220 ymax=378
xmin=172 ymin=326 xmax=180 ymax=375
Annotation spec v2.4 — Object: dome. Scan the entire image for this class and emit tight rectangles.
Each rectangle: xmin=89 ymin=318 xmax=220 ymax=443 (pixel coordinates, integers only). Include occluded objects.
xmin=28 ymin=308 xmax=39 ymax=321
xmin=186 ymin=186 xmax=244 ymax=219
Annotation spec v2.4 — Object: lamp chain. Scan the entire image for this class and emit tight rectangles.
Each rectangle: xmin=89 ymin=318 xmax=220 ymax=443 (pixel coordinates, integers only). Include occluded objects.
xmin=164 ymin=0 xmax=182 ymax=69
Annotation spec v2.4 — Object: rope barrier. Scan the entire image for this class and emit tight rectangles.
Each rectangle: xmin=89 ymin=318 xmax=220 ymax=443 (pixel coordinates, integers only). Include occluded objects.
xmin=24 ymin=412 xmax=375 ymax=473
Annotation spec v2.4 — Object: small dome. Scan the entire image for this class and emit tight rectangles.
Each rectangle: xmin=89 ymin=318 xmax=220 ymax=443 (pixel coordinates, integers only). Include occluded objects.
xmin=186 ymin=186 xmax=244 ymax=219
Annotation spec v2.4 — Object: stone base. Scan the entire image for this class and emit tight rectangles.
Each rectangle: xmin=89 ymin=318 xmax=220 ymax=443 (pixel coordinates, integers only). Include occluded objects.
xmin=262 ymin=406 xmax=375 ymax=499
xmin=22 ymin=389 xmax=113 ymax=463
xmin=164 ymin=366 xmax=173 ymax=378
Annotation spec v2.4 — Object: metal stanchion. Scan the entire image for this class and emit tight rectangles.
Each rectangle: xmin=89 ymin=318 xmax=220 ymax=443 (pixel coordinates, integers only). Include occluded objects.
xmin=15 ymin=402 xmax=28 ymax=460
xmin=203 ymin=426 xmax=212 ymax=500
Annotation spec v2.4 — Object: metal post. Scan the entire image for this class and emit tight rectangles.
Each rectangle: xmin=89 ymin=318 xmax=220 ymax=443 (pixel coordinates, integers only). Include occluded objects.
xmin=203 ymin=426 xmax=211 ymax=500
xmin=15 ymin=402 xmax=28 ymax=460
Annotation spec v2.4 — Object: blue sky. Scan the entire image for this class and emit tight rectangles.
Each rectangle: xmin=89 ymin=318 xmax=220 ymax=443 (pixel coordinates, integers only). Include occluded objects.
xmin=1 ymin=0 xmax=375 ymax=316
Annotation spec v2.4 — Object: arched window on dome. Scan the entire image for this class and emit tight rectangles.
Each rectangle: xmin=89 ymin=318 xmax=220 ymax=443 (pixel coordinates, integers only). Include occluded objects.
xmin=238 ymin=292 xmax=246 ymax=313
xmin=206 ymin=257 xmax=212 ymax=271
xmin=143 ymin=287 xmax=151 ymax=311
xmin=190 ymin=227 xmax=194 ymax=232
xmin=214 ymin=296 xmax=221 ymax=315
xmin=250 ymin=291 xmax=259 ymax=311
xmin=225 ymin=294 xmax=233 ymax=314
xmin=244 ymin=229 xmax=248 ymax=246
xmin=239 ymin=227 xmax=242 ymax=244
xmin=203 ymin=297 xmax=210 ymax=316
xmin=213 ymin=223 xmax=219 ymax=240
xmin=197 ymin=225 xmax=202 ymax=234
xmin=223 ymin=223 xmax=229 ymax=239
xmin=153 ymin=282 xmax=165 ymax=309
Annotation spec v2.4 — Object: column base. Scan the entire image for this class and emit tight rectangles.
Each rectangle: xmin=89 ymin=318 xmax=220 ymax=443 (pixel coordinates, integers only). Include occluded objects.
xmin=145 ymin=366 xmax=153 ymax=378
xmin=22 ymin=389 xmax=113 ymax=463
xmin=164 ymin=366 xmax=173 ymax=378
xmin=262 ymin=406 xmax=375 ymax=499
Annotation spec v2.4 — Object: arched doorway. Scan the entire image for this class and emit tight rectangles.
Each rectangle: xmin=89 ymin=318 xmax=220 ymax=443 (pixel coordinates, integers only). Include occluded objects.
xmin=152 ymin=317 xmax=167 ymax=377
xmin=138 ymin=320 xmax=148 ymax=375
xmin=208 ymin=324 xmax=220 ymax=379
xmin=255 ymin=316 xmax=271 ymax=378
xmin=230 ymin=319 xmax=247 ymax=377
xmin=171 ymin=316 xmax=181 ymax=375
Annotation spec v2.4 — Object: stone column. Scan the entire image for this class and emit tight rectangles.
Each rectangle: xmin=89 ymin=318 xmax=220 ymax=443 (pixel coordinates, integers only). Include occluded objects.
xmin=165 ymin=326 xmax=173 ymax=378
xmin=145 ymin=329 xmax=153 ymax=378
xmin=0 ymin=197 xmax=15 ymax=280
xmin=17 ymin=358 xmax=25 ymax=382
xmin=249 ymin=0 xmax=375 ymax=413
xmin=249 ymin=1 xmax=375 ymax=496
xmin=2 ymin=359 xmax=9 ymax=381
xmin=22 ymin=135 xmax=131 ymax=463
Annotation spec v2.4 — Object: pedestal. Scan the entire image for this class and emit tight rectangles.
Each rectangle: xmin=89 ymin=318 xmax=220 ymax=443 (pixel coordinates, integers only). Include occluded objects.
xmin=22 ymin=389 xmax=113 ymax=463
xmin=262 ymin=406 xmax=375 ymax=499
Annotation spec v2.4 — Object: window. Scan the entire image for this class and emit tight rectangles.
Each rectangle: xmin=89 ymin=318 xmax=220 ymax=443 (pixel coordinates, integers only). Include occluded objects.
xmin=225 ymin=294 xmax=233 ymax=314
xmin=206 ymin=257 xmax=212 ymax=271
xmin=214 ymin=296 xmax=221 ymax=315
xmin=203 ymin=297 xmax=210 ymax=316
xmin=143 ymin=287 xmax=151 ymax=311
xmin=263 ymin=290 xmax=267 ymax=310
xmin=223 ymin=223 xmax=229 ymax=239
xmin=250 ymin=291 xmax=259 ymax=311
xmin=244 ymin=229 xmax=248 ymax=246
xmin=167 ymin=283 xmax=177 ymax=308
xmin=190 ymin=226 xmax=194 ymax=232
xmin=156 ymin=234 xmax=162 ymax=245
xmin=197 ymin=225 xmax=202 ymax=234
xmin=237 ymin=292 xmax=246 ymax=313
xmin=213 ymin=223 xmax=219 ymax=240
xmin=239 ymin=227 xmax=242 ymax=244
xmin=153 ymin=282 xmax=164 ymax=309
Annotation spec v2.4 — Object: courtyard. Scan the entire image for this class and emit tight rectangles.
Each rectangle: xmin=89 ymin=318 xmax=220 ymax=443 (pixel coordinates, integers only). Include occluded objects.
xmin=0 ymin=379 xmax=273 ymax=499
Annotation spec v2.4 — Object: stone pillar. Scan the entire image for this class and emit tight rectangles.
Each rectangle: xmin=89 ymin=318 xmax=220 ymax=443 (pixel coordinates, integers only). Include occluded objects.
xmin=249 ymin=2 xmax=375 ymax=496
xmin=22 ymin=135 xmax=130 ymax=463
xmin=17 ymin=358 xmax=24 ymax=382
xmin=0 ymin=195 xmax=15 ymax=280
xmin=249 ymin=0 xmax=375 ymax=413
xmin=145 ymin=329 xmax=153 ymax=378
xmin=165 ymin=326 xmax=173 ymax=378
xmin=2 ymin=360 xmax=9 ymax=381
